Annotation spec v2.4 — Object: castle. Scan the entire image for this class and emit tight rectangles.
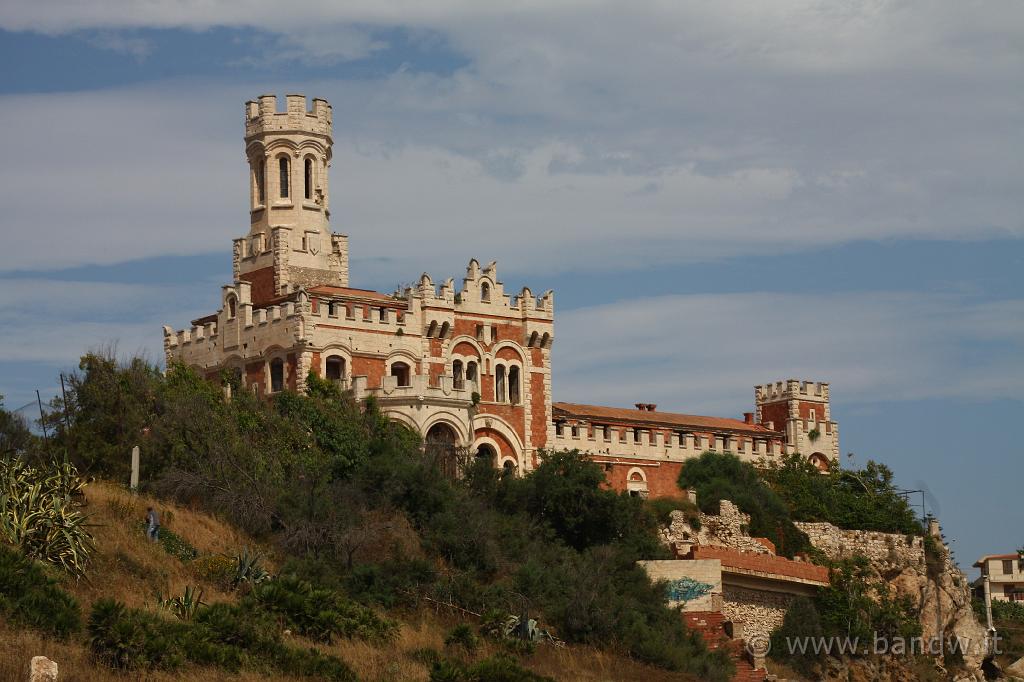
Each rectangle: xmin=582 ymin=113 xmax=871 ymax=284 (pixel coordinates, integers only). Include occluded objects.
xmin=163 ymin=94 xmax=839 ymax=497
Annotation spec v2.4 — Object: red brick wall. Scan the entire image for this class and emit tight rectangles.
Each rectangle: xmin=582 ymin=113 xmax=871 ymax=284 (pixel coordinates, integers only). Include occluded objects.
xmin=597 ymin=459 xmax=684 ymax=499
xmin=798 ymin=402 xmax=823 ymax=420
xmin=474 ymin=427 xmax=516 ymax=459
xmin=476 ymin=403 xmax=525 ymax=440
xmin=759 ymin=402 xmax=788 ymax=430
xmin=351 ymin=354 xmax=385 ymax=388
xmin=286 ymin=353 xmax=298 ymax=391
xmin=495 ymin=346 xmax=524 ymax=362
xmin=240 ymin=267 xmax=275 ymax=305
xmin=310 ymin=351 xmax=321 ymax=377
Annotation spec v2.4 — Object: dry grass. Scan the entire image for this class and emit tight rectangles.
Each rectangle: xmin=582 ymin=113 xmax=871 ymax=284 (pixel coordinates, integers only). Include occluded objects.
xmin=1 ymin=482 xmax=697 ymax=681
xmin=72 ymin=481 xmax=266 ymax=610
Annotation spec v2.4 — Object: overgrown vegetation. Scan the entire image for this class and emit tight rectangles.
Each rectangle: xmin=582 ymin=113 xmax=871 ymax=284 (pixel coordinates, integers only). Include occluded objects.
xmin=770 ymin=557 xmax=922 ymax=676
xmin=763 ymin=454 xmax=922 ymax=534
xmin=677 ymin=451 xmax=811 ymax=557
xmin=14 ymin=352 xmax=736 ymax=681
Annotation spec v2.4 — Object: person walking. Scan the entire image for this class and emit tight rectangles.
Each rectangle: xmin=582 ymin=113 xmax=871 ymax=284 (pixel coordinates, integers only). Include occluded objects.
xmin=145 ymin=506 xmax=160 ymax=542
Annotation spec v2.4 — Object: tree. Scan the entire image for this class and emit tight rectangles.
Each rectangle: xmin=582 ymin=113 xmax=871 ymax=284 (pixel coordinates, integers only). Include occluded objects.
xmin=0 ymin=394 xmax=33 ymax=456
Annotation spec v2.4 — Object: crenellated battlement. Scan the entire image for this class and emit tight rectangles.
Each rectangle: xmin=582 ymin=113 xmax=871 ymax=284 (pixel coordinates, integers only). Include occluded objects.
xmin=245 ymin=94 xmax=332 ymax=139
xmin=755 ymin=379 xmax=830 ymax=403
xmin=415 ymin=259 xmax=554 ymax=320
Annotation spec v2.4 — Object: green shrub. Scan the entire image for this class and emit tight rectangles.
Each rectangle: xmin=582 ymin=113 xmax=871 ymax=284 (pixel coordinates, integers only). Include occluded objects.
xmin=88 ymin=598 xmax=186 ymax=670
xmin=88 ymin=597 xmax=356 ymax=679
xmin=444 ymin=623 xmax=479 ymax=652
xmin=429 ymin=654 xmax=555 ymax=682
xmin=0 ymin=544 xmax=81 ymax=639
xmin=769 ymin=596 xmax=824 ymax=677
xmin=249 ymin=575 xmax=397 ymax=644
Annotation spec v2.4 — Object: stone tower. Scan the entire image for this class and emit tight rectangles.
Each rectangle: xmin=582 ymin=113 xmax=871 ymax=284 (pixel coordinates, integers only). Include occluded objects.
xmin=233 ymin=94 xmax=349 ymax=305
xmin=754 ymin=380 xmax=840 ymax=469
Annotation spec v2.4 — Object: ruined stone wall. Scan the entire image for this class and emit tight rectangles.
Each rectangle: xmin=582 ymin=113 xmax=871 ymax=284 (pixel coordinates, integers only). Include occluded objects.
xmin=794 ymin=521 xmax=925 ymax=571
xmin=662 ymin=500 xmax=774 ymax=555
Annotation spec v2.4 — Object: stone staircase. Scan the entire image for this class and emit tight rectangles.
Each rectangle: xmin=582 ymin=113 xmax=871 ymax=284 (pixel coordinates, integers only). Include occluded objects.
xmin=684 ymin=612 xmax=767 ymax=682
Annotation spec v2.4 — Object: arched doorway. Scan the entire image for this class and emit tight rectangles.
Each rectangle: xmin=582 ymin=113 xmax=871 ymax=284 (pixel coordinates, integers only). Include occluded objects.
xmin=426 ymin=423 xmax=462 ymax=479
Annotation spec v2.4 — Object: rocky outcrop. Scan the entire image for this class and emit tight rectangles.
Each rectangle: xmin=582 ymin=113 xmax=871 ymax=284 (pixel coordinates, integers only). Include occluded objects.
xmin=796 ymin=520 xmax=989 ymax=677
xmin=29 ymin=657 xmax=58 ymax=682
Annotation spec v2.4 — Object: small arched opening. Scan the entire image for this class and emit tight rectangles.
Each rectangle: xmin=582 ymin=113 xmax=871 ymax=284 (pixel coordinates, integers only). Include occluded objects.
xmin=627 ymin=469 xmax=648 ymax=498
xmin=226 ymin=296 xmax=237 ymax=319
xmin=475 ymin=443 xmax=497 ymax=464
xmin=453 ymin=359 xmax=464 ymax=389
xmin=809 ymin=452 xmax=830 ymax=472
xmin=390 ymin=361 xmax=411 ymax=387
xmin=481 ymin=282 xmax=491 ymax=302
xmin=325 ymin=356 xmax=346 ymax=382
xmin=466 ymin=361 xmax=478 ymax=385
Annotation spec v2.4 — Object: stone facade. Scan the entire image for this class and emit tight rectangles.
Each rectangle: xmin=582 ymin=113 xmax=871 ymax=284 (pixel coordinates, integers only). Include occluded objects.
xmin=721 ymin=584 xmax=792 ymax=641
xmin=164 ymin=94 xmax=838 ymax=486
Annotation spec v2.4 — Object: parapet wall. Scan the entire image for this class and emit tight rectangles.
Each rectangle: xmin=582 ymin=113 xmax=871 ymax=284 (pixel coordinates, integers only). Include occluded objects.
xmin=755 ymin=379 xmax=830 ymax=403
xmin=245 ymin=94 xmax=332 ymax=138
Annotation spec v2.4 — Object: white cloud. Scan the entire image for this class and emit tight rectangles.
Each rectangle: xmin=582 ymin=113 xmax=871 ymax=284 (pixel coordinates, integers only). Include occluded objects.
xmin=552 ymin=292 xmax=1024 ymax=415
xmin=0 ymin=279 xmax=209 ymax=364
xmin=0 ymin=3 xmax=1020 ymax=277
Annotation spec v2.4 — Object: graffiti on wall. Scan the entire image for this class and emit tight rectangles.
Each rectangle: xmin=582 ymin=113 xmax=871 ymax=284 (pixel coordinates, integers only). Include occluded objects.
xmin=665 ymin=576 xmax=713 ymax=604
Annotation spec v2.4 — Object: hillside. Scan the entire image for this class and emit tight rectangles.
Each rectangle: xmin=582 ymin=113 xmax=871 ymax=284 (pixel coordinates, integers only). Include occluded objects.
xmin=0 ymin=480 xmax=710 ymax=681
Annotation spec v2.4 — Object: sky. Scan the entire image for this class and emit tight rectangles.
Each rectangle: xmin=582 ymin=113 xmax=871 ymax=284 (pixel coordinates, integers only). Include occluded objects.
xmin=0 ymin=1 xmax=1021 ymax=575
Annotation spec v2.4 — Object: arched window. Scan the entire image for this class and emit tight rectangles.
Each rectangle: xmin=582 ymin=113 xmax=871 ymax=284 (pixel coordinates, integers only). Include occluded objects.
xmin=226 ymin=296 xmax=236 ymax=319
xmin=466 ymin=361 xmax=478 ymax=384
xmin=453 ymin=360 xmax=464 ymax=389
xmin=279 ymin=157 xmax=290 ymax=198
xmin=325 ymin=356 xmax=345 ymax=381
xmin=502 ymin=459 xmax=516 ymax=473
xmin=476 ymin=444 xmax=497 ymax=464
xmin=508 ymin=365 xmax=520 ymax=405
xmin=304 ymin=158 xmax=313 ymax=200
xmin=255 ymin=160 xmax=265 ymax=205
xmin=270 ymin=358 xmax=285 ymax=393
xmin=495 ymin=365 xmax=506 ymax=402
xmin=481 ymin=282 xmax=491 ymax=302
xmin=439 ymin=321 xmax=450 ymax=339
xmin=391 ymin=362 xmax=410 ymax=387
xmin=627 ymin=469 xmax=649 ymax=498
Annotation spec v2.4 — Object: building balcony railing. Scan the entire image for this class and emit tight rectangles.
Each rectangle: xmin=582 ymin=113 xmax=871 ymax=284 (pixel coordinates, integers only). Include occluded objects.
xmin=349 ymin=374 xmax=478 ymax=405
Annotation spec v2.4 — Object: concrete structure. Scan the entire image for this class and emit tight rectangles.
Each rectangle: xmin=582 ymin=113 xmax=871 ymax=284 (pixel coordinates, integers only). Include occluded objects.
xmin=164 ymin=94 xmax=838 ymax=488
xmin=973 ymin=553 xmax=1024 ymax=603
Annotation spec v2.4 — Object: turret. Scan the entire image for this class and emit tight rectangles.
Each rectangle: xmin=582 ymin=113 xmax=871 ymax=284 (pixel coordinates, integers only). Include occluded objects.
xmin=235 ymin=94 xmax=348 ymax=304
xmin=754 ymin=380 xmax=839 ymax=469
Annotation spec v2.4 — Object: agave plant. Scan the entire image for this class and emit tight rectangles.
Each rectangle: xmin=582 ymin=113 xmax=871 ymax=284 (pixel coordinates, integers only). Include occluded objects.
xmin=157 ymin=585 xmax=206 ymax=621
xmin=0 ymin=457 xmax=95 ymax=578
xmin=232 ymin=547 xmax=270 ymax=589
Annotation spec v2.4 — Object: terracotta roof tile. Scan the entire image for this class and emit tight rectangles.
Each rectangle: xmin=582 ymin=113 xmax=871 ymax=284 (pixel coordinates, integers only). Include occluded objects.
xmin=552 ymin=402 xmax=781 ymax=435
xmin=308 ymin=285 xmax=395 ymax=302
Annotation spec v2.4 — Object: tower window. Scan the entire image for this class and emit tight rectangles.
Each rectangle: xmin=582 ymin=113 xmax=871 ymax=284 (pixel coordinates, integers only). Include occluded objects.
xmin=466 ymin=361 xmax=478 ymax=384
xmin=226 ymin=296 xmax=237 ymax=319
xmin=256 ymin=160 xmax=265 ymax=205
xmin=270 ymin=358 xmax=285 ymax=393
xmin=279 ymin=157 xmax=290 ymax=198
xmin=453 ymin=360 xmax=464 ymax=389
xmin=508 ymin=365 xmax=520 ymax=405
xmin=481 ymin=282 xmax=491 ymax=302
xmin=304 ymin=158 xmax=313 ymax=200
xmin=495 ymin=365 xmax=506 ymax=402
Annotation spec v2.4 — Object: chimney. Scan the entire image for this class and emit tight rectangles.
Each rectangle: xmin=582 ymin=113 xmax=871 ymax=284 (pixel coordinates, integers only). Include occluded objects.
xmin=743 ymin=412 xmax=755 ymax=425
